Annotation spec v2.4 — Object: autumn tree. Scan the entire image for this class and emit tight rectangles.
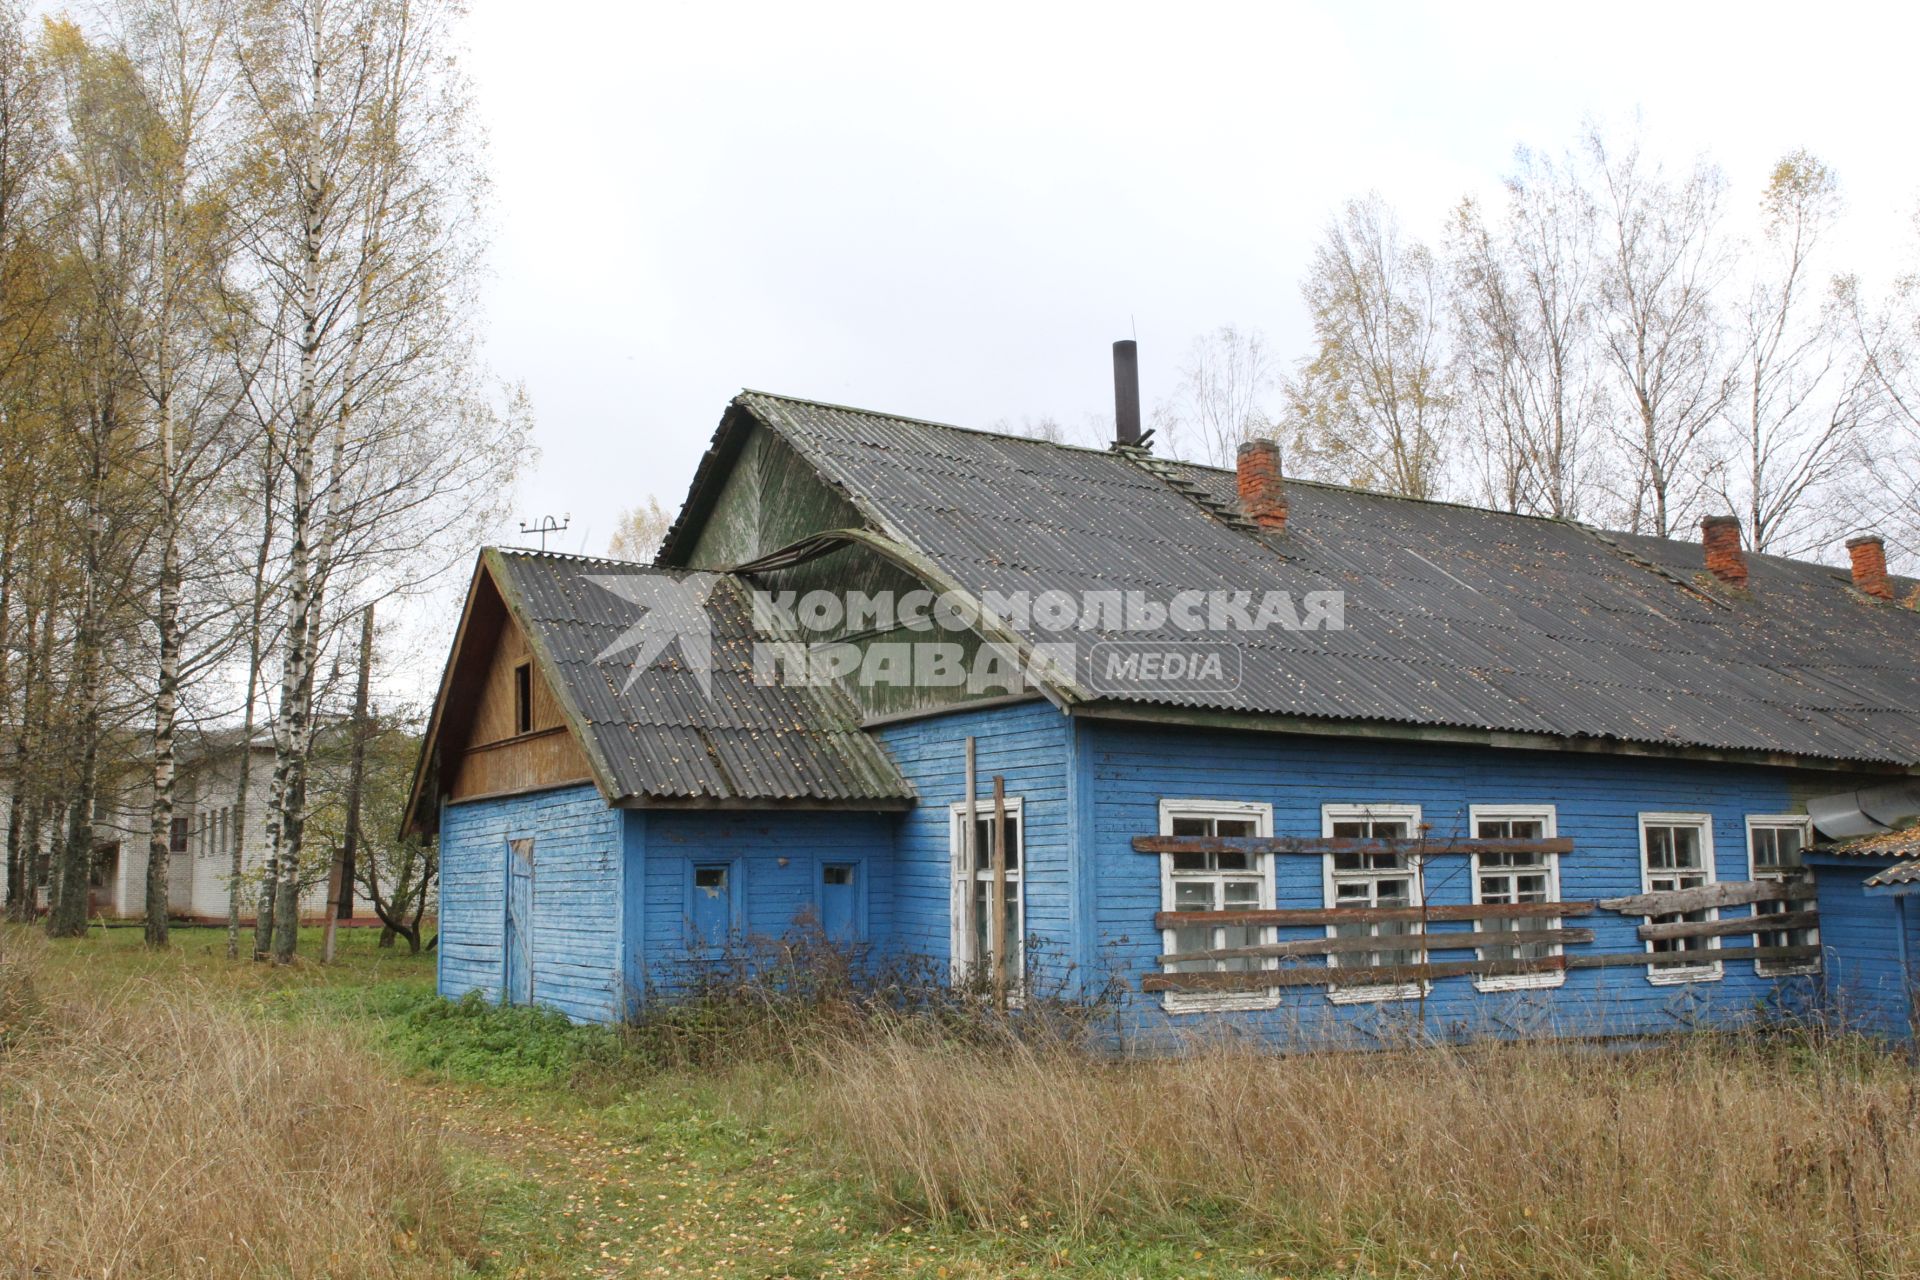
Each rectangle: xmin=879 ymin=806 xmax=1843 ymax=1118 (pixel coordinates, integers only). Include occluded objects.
xmin=1283 ymin=194 xmax=1453 ymax=498
xmin=608 ymin=495 xmax=671 ymax=562
xmin=232 ymin=0 xmax=520 ymax=960
xmin=1449 ymin=148 xmax=1610 ymax=518
xmin=1154 ymin=325 xmax=1278 ymax=467
xmin=1588 ymin=129 xmax=1733 ymax=537
xmin=1710 ymin=152 xmax=1876 ymax=558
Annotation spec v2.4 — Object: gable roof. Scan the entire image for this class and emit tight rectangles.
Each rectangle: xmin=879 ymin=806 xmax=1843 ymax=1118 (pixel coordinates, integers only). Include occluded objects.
xmin=403 ymin=548 xmax=913 ymax=833
xmin=662 ymin=391 xmax=1920 ymax=770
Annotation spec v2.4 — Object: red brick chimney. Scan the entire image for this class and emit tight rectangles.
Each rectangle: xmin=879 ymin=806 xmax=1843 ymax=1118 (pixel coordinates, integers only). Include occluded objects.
xmin=1847 ymin=534 xmax=1893 ymax=600
xmin=1700 ymin=515 xmax=1748 ymax=588
xmin=1237 ymin=439 xmax=1288 ymax=532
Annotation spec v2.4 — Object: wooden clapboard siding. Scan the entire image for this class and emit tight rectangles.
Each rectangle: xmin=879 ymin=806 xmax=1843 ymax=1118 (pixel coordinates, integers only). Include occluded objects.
xmin=438 ymin=782 xmax=622 ymax=1022
xmin=873 ymin=700 xmax=1078 ymax=983
xmin=1080 ymin=714 xmax=1857 ymax=1048
xmin=446 ymin=611 xmax=593 ymax=802
xmin=1810 ymin=860 xmax=1920 ymax=1039
xmin=637 ymin=808 xmax=897 ymax=999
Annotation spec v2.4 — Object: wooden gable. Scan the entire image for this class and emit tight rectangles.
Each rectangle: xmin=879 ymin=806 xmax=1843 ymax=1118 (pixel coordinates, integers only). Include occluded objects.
xmin=405 ymin=556 xmax=601 ymax=834
xmin=445 ymin=604 xmax=594 ymax=803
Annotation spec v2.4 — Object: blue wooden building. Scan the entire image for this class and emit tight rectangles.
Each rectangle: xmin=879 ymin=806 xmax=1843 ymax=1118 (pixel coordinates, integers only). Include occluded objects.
xmin=404 ymin=355 xmax=1920 ymax=1044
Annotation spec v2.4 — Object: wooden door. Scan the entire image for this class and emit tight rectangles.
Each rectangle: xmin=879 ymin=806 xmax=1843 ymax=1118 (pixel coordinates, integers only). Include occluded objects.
xmin=505 ymin=838 xmax=534 ymax=1005
xmin=820 ymin=863 xmax=858 ymax=942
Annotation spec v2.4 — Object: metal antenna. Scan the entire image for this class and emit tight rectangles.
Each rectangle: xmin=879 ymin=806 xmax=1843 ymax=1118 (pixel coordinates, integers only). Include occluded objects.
xmin=518 ymin=514 xmax=571 ymax=552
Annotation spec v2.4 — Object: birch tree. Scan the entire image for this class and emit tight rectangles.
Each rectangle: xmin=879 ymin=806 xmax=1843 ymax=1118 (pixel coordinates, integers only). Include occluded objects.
xmin=41 ymin=20 xmax=156 ymax=938
xmin=233 ymin=0 xmax=518 ymax=960
xmin=1589 ymin=130 xmax=1733 ymax=537
xmin=104 ymin=0 xmax=253 ymax=946
xmin=1449 ymin=148 xmax=1610 ymax=518
xmin=609 ymin=496 xmax=671 ymax=561
xmin=1283 ymin=194 xmax=1453 ymax=498
xmin=1712 ymin=152 xmax=1875 ymax=557
xmin=1156 ymin=325 xmax=1278 ymax=467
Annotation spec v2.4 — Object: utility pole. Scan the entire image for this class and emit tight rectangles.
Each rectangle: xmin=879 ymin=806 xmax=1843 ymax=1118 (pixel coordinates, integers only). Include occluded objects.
xmin=323 ymin=604 xmax=374 ymax=964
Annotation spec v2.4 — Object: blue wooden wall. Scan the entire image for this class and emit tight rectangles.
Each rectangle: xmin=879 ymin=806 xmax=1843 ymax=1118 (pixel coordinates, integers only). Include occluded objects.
xmin=1810 ymin=860 xmax=1919 ymax=1039
xmin=438 ymin=782 xmax=624 ymax=1022
xmin=433 ymin=705 xmax=1908 ymax=1046
xmin=634 ymin=809 xmax=897 ymax=994
xmin=1081 ymin=718 xmax=1839 ymax=1048
xmin=873 ymin=701 xmax=1083 ymax=984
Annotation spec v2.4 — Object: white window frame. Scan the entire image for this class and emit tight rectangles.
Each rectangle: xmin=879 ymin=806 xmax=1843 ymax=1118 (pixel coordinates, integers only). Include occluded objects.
xmin=948 ymin=797 xmax=1025 ymax=990
xmin=1157 ymin=799 xmax=1278 ymax=1013
xmin=1321 ymin=803 xmax=1425 ymax=1004
xmin=1746 ymin=814 xmax=1819 ymax=976
xmin=1468 ymin=804 xmax=1566 ymax=992
xmin=1638 ymin=812 xmax=1722 ymax=984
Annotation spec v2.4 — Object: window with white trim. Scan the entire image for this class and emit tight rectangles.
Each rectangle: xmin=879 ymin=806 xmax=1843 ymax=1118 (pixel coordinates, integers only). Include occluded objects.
xmin=1469 ymin=805 xmax=1564 ymax=991
xmin=1747 ymin=816 xmax=1818 ymax=975
xmin=1158 ymin=801 xmax=1276 ymax=1012
xmin=1323 ymin=804 xmax=1423 ymax=1003
xmin=1639 ymin=814 xmax=1721 ymax=983
xmin=949 ymin=799 xmax=1024 ymax=988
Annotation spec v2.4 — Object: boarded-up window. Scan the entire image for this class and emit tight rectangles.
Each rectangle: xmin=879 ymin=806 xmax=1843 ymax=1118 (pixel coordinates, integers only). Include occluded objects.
xmin=1471 ymin=806 xmax=1565 ymax=991
xmin=1749 ymin=817 xmax=1818 ymax=975
xmin=1640 ymin=814 xmax=1720 ymax=982
xmin=1324 ymin=805 xmax=1423 ymax=1003
xmin=1157 ymin=801 xmax=1276 ymax=1012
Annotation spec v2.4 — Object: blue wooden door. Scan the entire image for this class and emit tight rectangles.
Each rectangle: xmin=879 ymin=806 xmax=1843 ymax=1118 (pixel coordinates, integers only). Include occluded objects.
xmin=821 ymin=863 xmax=858 ymax=941
xmin=690 ymin=864 xmax=732 ymax=952
xmin=505 ymin=839 xmax=534 ymax=1005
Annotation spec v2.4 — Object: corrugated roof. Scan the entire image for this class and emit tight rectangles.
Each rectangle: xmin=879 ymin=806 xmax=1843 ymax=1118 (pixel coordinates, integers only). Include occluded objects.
xmin=1867 ymin=860 xmax=1920 ymax=887
xmin=489 ymin=549 xmax=914 ymax=807
xmin=676 ymin=391 xmax=1920 ymax=767
xmin=1812 ymin=823 xmax=1920 ymax=860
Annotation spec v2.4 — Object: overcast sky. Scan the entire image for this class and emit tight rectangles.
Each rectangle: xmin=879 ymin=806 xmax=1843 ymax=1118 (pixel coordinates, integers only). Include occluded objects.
xmin=460 ymin=0 xmax=1920 ymax=559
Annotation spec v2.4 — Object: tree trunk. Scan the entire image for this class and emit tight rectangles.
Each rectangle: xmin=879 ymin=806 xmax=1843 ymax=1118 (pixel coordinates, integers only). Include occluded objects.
xmin=230 ymin=426 xmax=275 ymax=959
xmin=49 ymin=730 xmax=97 ymax=937
xmin=267 ymin=30 xmax=331 ymax=965
xmin=325 ymin=603 xmax=374 ymax=964
xmin=49 ymin=413 xmax=108 ymax=939
xmin=144 ymin=515 xmax=179 ymax=947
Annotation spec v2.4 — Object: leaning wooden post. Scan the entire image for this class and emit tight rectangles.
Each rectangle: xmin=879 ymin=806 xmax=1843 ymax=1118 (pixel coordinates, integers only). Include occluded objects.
xmin=991 ymin=774 xmax=1008 ymax=1013
xmin=963 ymin=737 xmax=977 ymax=986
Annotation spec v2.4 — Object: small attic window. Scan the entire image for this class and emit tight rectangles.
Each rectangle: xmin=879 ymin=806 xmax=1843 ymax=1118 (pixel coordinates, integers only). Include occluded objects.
xmin=513 ymin=662 xmax=533 ymax=735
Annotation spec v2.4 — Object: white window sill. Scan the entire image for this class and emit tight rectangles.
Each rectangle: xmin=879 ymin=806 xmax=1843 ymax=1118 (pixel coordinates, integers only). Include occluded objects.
xmin=1474 ymin=971 xmax=1566 ymax=993
xmin=1756 ymin=963 xmax=1820 ymax=978
xmin=1647 ymin=965 xmax=1723 ymax=985
xmin=1163 ymin=993 xmax=1280 ymax=1014
xmin=1328 ymin=983 xmax=1425 ymax=1005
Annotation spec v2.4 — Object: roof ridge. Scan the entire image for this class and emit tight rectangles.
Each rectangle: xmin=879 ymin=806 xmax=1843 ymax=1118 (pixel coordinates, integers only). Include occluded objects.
xmin=733 ymin=391 xmax=1903 ymax=587
xmin=491 ymin=545 xmax=664 ymax=570
xmin=738 ymin=388 xmax=1125 ymax=460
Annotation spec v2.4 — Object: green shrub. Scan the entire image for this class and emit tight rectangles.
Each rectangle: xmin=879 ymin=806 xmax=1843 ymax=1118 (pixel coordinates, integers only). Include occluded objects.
xmin=387 ymin=990 xmax=621 ymax=1087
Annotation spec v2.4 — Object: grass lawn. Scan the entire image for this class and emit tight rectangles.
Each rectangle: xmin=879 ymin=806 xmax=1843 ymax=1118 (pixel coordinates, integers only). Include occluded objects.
xmin=10 ymin=924 xmax=1283 ymax=1279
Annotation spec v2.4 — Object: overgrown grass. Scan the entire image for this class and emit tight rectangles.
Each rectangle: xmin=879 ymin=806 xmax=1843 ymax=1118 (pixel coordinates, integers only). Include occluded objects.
xmin=16 ymin=922 xmax=1920 ymax=1279
xmin=802 ymin=1022 xmax=1920 ymax=1279
xmin=0 ymin=931 xmax=468 ymax=1279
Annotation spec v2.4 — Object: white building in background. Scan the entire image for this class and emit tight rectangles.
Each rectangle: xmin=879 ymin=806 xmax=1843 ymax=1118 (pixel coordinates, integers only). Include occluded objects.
xmin=1 ymin=726 xmax=370 ymax=922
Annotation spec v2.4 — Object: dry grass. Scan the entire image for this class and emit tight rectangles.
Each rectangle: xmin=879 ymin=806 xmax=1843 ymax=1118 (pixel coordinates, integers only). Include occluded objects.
xmin=806 ymin=1025 xmax=1920 ymax=1279
xmin=0 ymin=935 xmax=466 ymax=1280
